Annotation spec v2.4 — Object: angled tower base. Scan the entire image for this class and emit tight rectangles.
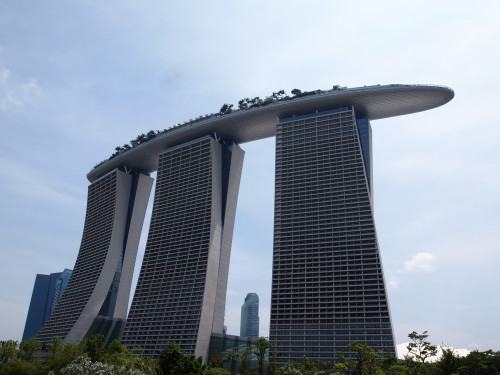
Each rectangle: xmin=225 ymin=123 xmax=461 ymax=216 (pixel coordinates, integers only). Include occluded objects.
xmin=37 ymin=169 xmax=153 ymax=344
xmin=122 ymin=136 xmax=244 ymax=359
xmin=270 ymin=107 xmax=395 ymax=363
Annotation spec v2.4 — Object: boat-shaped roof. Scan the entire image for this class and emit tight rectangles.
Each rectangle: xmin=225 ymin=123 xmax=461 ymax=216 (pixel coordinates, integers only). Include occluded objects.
xmin=87 ymin=84 xmax=454 ymax=182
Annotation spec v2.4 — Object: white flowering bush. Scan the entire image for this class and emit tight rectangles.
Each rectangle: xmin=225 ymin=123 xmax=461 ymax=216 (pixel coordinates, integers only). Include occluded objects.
xmin=59 ymin=356 xmax=114 ymax=375
xmin=59 ymin=355 xmax=145 ymax=375
xmin=278 ymin=366 xmax=303 ymax=375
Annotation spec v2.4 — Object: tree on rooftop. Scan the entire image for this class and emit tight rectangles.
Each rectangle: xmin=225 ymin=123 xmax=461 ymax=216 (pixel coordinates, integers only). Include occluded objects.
xmin=238 ymin=98 xmax=250 ymax=110
xmin=249 ymin=97 xmax=263 ymax=107
xmin=272 ymin=90 xmax=286 ymax=100
xmin=219 ymin=104 xmax=233 ymax=115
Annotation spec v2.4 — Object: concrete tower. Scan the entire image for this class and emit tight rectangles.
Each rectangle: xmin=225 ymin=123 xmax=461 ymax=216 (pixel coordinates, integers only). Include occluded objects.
xmin=37 ymin=169 xmax=153 ymax=345
xmin=122 ymin=136 xmax=244 ymax=359
xmin=270 ymin=107 xmax=394 ymax=362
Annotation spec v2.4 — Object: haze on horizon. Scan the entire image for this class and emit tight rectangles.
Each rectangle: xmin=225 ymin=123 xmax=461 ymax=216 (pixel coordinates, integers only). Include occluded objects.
xmin=1 ymin=0 xmax=499 ymax=353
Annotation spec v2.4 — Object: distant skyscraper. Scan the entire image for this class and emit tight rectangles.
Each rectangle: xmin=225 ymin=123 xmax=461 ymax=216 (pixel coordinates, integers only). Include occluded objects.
xmin=240 ymin=293 xmax=259 ymax=340
xmin=22 ymin=269 xmax=72 ymax=341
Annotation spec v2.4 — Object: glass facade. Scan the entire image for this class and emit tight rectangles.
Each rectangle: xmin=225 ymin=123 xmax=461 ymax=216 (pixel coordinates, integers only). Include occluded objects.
xmin=208 ymin=333 xmax=258 ymax=373
xmin=22 ymin=269 xmax=72 ymax=341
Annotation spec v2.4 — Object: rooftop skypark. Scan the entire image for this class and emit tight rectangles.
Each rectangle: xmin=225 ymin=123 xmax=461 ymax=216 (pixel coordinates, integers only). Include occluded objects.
xmin=88 ymin=84 xmax=454 ymax=183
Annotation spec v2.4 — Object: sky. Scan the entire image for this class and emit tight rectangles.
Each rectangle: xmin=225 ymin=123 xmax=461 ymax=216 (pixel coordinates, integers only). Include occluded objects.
xmin=1 ymin=0 xmax=499 ymax=354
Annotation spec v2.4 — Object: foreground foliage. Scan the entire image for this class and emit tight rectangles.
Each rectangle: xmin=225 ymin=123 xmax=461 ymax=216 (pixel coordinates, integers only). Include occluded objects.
xmin=0 ymin=332 xmax=499 ymax=375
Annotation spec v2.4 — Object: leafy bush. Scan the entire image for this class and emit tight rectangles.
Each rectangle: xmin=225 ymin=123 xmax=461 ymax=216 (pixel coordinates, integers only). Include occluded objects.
xmin=203 ymin=367 xmax=231 ymax=375
xmin=0 ymin=359 xmax=41 ymax=375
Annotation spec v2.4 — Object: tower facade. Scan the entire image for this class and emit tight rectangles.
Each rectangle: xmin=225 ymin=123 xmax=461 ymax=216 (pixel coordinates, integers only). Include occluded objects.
xmin=22 ymin=269 xmax=72 ymax=341
xmin=240 ymin=293 xmax=259 ymax=340
xmin=122 ymin=136 xmax=244 ymax=358
xmin=37 ymin=169 xmax=153 ymax=344
xmin=270 ymin=107 xmax=395 ymax=363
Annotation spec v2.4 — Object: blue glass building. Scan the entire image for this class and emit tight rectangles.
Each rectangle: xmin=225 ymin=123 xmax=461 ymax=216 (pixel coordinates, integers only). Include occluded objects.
xmin=240 ymin=293 xmax=259 ymax=340
xmin=22 ymin=269 xmax=72 ymax=341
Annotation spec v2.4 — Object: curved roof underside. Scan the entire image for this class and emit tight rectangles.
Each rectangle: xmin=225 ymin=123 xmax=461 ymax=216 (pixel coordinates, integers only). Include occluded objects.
xmin=87 ymin=84 xmax=454 ymax=182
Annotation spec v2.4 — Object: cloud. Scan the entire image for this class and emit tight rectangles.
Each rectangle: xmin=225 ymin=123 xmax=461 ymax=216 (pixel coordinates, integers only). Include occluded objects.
xmin=0 ymin=67 xmax=41 ymax=111
xmin=451 ymin=301 xmax=500 ymax=311
xmin=403 ymin=252 xmax=436 ymax=273
xmin=0 ymin=300 xmax=27 ymax=342
xmin=388 ymin=279 xmax=399 ymax=289
xmin=396 ymin=342 xmax=470 ymax=361
xmin=0 ymin=158 xmax=82 ymax=208
xmin=20 ymin=79 xmax=41 ymax=98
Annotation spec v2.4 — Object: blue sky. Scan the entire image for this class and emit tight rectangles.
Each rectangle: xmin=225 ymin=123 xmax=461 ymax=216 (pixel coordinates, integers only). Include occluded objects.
xmin=1 ymin=1 xmax=499 ymax=353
